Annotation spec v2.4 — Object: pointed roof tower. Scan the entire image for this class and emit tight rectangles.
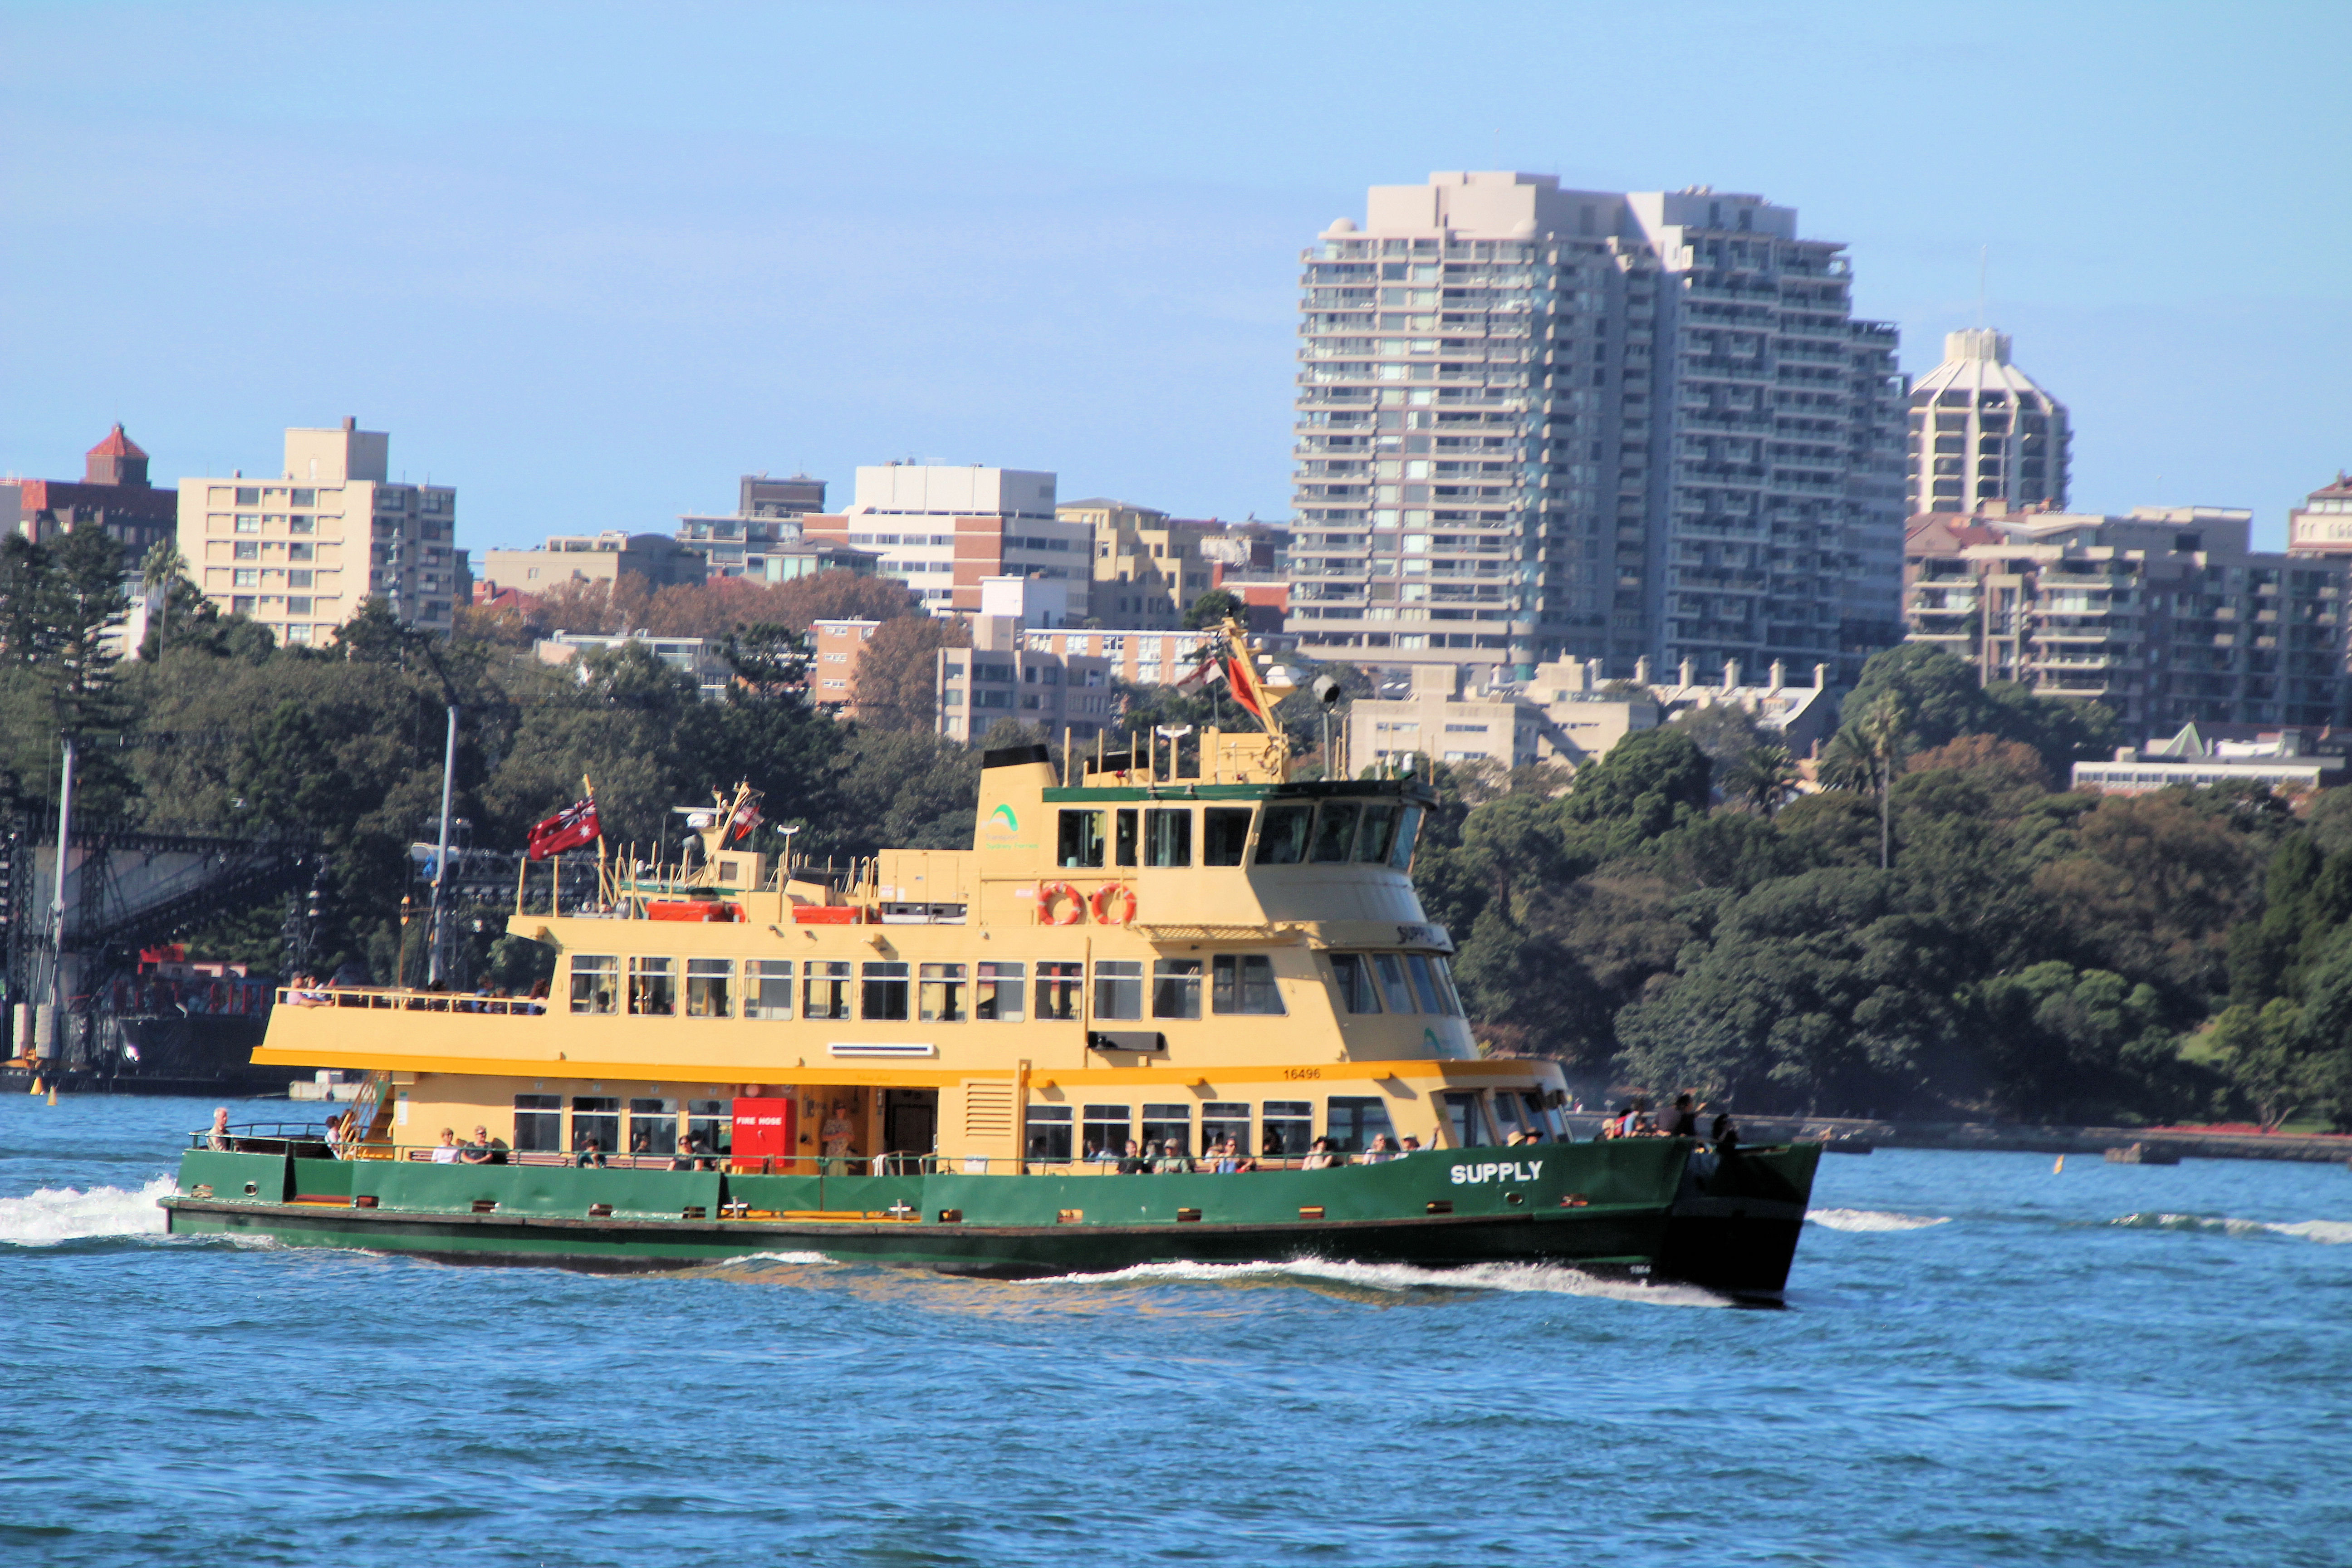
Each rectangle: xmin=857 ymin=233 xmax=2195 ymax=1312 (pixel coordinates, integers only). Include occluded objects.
xmin=83 ymin=424 xmax=152 ymax=488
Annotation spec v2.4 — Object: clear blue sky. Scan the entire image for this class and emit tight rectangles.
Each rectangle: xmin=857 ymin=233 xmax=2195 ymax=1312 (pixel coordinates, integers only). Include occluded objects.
xmin=5 ymin=2 xmax=2347 ymax=552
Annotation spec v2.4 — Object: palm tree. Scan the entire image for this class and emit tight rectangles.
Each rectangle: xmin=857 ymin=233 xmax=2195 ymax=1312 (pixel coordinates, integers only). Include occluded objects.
xmin=138 ymin=540 xmax=188 ymax=663
xmin=1841 ymin=696 xmax=1909 ymax=869
xmin=1723 ymin=743 xmax=1801 ymax=818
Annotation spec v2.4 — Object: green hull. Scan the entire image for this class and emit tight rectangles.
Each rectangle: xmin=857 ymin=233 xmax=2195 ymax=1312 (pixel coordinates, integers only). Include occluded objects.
xmin=162 ymin=1142 xmax=1818 ymax=1294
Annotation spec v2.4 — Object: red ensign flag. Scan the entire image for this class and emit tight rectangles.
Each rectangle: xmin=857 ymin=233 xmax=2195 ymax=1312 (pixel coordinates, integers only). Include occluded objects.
xmin=526 ymin=799 xmax=601 ymax=860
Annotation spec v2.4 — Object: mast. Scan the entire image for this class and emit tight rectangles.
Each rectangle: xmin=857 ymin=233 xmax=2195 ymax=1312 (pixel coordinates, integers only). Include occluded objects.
xmin=45 ymin=734 xmax=75 ymax=1063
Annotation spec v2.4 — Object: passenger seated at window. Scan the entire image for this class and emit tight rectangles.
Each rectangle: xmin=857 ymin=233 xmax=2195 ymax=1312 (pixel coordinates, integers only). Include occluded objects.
xmin=432 ymin=1128 xmax=461 ymax=1164
xmin=1117 ymin=1139 xmax=1149 ymax=1175
xmin=1152 ymin=1139 xmax=1193 ymax=1174
xmin=1359 ymin=1134 xmax=1401 ymax=1164
xmin=460 ymin=1127 xmax=493 ymax=1164
xmin=1300 ymin=1137 xmax=1341 ymax=1171
xmin=575 ymin=1137 xmax=606 ymax=1169
xmin=1210 ymin=1137 xmax=1250 ymax=1173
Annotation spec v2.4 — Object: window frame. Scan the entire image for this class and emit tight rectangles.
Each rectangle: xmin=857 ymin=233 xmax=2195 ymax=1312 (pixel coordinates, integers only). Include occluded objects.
xmin=684 ymin=957 xmax=732 ymax=1019
xmin=1093 ymin=960 xmax=1143 ymax=1020
xmin=744 ymin=958 xmax=794 ymax=1020
xmin=1202 ymin=807 xmax=1253 ymax=866
xmin=862 ymin=961 xmax=911 ymax=1021
xmin=568 ymin=956 xmax=617 ymax=1016
xmin=1151 ymin=957 xmax=1203 ymax=1019
xmin=1211 ymin=953 xmax=1286 ymax=1015
xmin=804 ymin=960 xmax=853 ymax=1021
xmin=627 ymin=956 xmax=676 ymax=1016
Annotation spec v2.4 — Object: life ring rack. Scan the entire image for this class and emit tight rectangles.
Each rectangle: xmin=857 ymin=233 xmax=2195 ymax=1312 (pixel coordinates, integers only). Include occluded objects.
xmin=1038 ymin=881 xmax=1085 ymax=926
xmin=1090 ymin=884 xmax=1138 ymax=926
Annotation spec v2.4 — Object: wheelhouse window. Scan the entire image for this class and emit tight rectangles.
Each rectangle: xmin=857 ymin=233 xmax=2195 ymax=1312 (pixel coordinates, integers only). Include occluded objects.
xmin=1389 ymin=805 xmax=1424 ymax=871
xmin=1202 ymin=1102 xmax=1252 ymax=1152
xmin=1057 ymin=808 xmax=1107 ymax=868
xmin=975 ymin=961 xmax=1024 ymax=1021
xmin=1354 ymin=802 xmax=1401 ymax=864
xmin=919 ymin=963 xmax=966 ymax=1022
xmin=1309 ymin=802 xmax=1360 ymax=862
xmin=627 ymin=1098 xmax=676 ymax=1155
xmin=1093 ymin=960 xmax=1143 ymax=1020
xmin=1260 ymin=1100 xmax=1314 ymax=1157
xmin=744 ymin=959 xmax=794 ymax=1019
xmin=1036 ymin=960 xmax=1083 ymax=1021
xmin=1082 ymin=1104 xmax=1132 ymax=1161
xmin=1212 ymin=954 xmax=1285 ymax=1014
xmin=1203 ymin=807 xmax=1252 ymax=866
xmin=1373 ymin=953 xmax=1416 ymax=1013
xmin=1143 ymin=808 xmax=1192 ymax=867
xmin=1428 ymin=956 xmax=1465 ymax=1016
xmin=1329 ymin=953 xmax=1381 ymax=1013
xmin=686 ymin=1099 xmax=731 ymax=1157
xmin=568 ymin=956 xmax=617 ymax=1015
xmin=1325 ymin=1096 xmax=1396 ymax=1154
xmin=1441 ymin=1091 xmax=1495 ymax=1147
xmin=513 ymin=1093 xmax=561 ymax=1152
xmin=862 ymin=961 xmax=910 ymax=1021
xmin=627 ymin=957 xmax=676 ymax=1016
xmin=1254 ymin=804 xmax=1312 ymax=864
xmin=571 ymin=1097 xmax=620 ymax=1156
xmin=1405 ymin=955 xmax=1446 ymax=1015
xmin=1114 ymin=808 xmax=1138 ymax=868
xmin=1141 ymin=1102 xmax=1192 ymax=1156
xmin=1151 ymin=958 xmax=1202 ymax=1019
xmin=1026 ymin=1103 xmax=1072 ymax=1162
xmin=685 ymin=958 xmax=732 ymax=1018
xmin=804 ymin=960 xmax=852 ymax=1021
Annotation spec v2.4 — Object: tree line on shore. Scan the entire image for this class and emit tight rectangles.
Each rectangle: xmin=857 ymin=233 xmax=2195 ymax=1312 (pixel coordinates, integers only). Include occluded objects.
xmin=2 ymin=529 xmax=2344 ymax=1127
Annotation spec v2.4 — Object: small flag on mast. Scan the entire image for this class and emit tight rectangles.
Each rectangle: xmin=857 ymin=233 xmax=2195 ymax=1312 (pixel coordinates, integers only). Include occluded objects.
xmin=526 ymin=798 xmax=601 ymax=861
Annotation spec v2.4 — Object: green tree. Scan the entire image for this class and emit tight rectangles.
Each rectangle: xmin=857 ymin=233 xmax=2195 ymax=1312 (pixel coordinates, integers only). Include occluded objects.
xmin=1182 ymin=587 xmax=1244 ymax=629
xmin=1720 ymin=744 xmax=1800 ymax=817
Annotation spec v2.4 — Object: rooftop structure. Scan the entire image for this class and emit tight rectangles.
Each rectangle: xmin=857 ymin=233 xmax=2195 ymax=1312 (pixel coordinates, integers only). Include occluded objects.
xmin=482 ymin=532 xmax=708 ymax=594
xmin=0 ymin=424 xmax=180 ymax=563
xmin=2287 ymin=472 xmax=2352 ymax=559
xmin=2072 ymin=721 xmax=2347 ymax=796
xmin=799 ymin=465 xmax=1087 ymax=616
xmin=1904 ymin=330 xmax=2071 ymax=514
xmin=674 ymin=472 xmax=830 ymax=579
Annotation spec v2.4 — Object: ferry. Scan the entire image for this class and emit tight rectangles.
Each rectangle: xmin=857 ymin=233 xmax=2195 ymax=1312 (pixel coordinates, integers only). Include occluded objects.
xmin=163 ymin=629 xmax=1817 ymax=1293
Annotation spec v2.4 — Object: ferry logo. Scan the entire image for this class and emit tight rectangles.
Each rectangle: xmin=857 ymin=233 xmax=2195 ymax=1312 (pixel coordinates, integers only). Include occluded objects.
xmin=988 ymin=803 xmax=1019 ymax=833
xmin=1450 ymin=1160 xmax=1542 ymax=1186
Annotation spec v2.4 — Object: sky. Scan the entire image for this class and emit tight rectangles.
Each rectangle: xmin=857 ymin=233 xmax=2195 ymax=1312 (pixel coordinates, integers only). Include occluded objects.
xmin=5 ymin=1 xmax=2348 ymax=553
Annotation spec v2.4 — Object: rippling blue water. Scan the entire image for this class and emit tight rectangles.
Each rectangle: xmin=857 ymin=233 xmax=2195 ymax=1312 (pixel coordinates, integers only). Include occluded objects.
xmin=4 ymin=1093 xmax=2349 ymax=1567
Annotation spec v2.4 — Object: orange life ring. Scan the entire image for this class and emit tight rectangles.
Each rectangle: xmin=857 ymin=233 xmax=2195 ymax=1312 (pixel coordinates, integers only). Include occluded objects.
xmin=1039 ymin=881 xmax=1084 ymax=926
xmin=1090 ymin=884 xmax=1137 ymax=926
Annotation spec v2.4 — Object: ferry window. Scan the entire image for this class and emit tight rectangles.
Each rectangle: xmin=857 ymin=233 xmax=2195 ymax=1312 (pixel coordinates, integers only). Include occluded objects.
xmin=919 ymin=962 xmax=966 ymax=1023
xmin=685 ymin=959 xmax=732 ymax=1018
xmin=1389 ymin=805 xmax=1424 ymax=871
xmin=1490 ymin=1091 xmax=1529 ymax=1141
xmin=1325 ymin=1096 xmax=1396 ymax=1154
xmin=1143 ymin=808 xmax=1192 ymax=867
xmin=513 ymin=1093 xmax=561 ymax=1152
xmin=975 ymin=961 xmax=1025 ymax=1021
xmin=1255 ymin=804 xmax=1312 ymax=864
xmin=1441 ymin=1091 xmax=1495 ymax=1147
xmin=1141 ymin=1102 xmax=1193 ymax=1156
xmin=1114 ymin=808 xmax=1138 ymax=868
xmin=1057 ymin=809 xmax=1107 ymax=868
xmin=1081 ymin=1104 xmax=1131 ymax=1160
xmin=686 ymin=1098 xmax=732 ymax=1157
xmin=862 ymin=961 xmax=911 ymax=1021
xmin=1372 ymin=953 xmax=1416 ymax=1013
xmin=804 ymin=960 xmax=853 ymax=1020
xmin=1093 ymin=960 xmax=1143 ymax=1020
xmin=627 ymin=957 xmax=676 ymax=1016
xmin=1036 ymin=960 xmax=1083 ymax=1020
xmin=571 ymin=1096 xmax=621 ymax=1156
xmin=1428 ymin=956 xmax=1465 ymax=1017
xmin=1354 ymin=802 xmax=1400 ymax=863
xmin=1405 ymin=955 xmax=1445 ymax=1015
xmin=1310 ymin=802 xmax=1361 ymax=862
xmin=745 ymin=959 xmax=794 ymax=1020
xmin=1202 ymin=1102 xmax=1251 ymax=1152
xmin=1026 ymin=1103 xmax=1073 ymax=1162
xmin=1203 ymin=808 xmax=1252 ymax=866
xmin=1151 ymin=958 xmax=1202 ymax=1019
xmin=1261 ymin=1101 xmax=1314 ymax=1157
xmin=627 ymin=1098 xmax=676 ymax=1155
xmin=569 ymin=955 xmax=617 ymax=1015
xmin=1212 ymin=954 xmax=1285 ymax=1014
xmin=1329 ymin=953 xmax=1381 ymax=1013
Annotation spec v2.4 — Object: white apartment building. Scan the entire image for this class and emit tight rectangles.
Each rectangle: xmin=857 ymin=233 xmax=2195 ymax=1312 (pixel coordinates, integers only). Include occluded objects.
xmin=2287 ymin=473 xmax=2352 ymax=559
xmin=176 ymin=419 xmax=461 ymax=643
xmin=1290 ymin=172 xmax=1906 ymax=686
xmin=1905 ymin=329 xmax=2071 ymax=514
xmin=798 ymin=465 xmax=1089 ymax=616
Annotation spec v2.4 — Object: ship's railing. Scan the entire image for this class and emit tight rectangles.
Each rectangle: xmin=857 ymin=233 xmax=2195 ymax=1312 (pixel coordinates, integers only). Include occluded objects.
xmin=274 ymin=986 xmax=548 ymax=1015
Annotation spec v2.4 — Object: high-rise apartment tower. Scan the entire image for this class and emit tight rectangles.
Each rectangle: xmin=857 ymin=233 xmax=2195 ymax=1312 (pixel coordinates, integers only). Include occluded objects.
xmin=1904 ymin=329 xmax=2070 ymax=514
xmin=1289 ymin=172 xmax=1906 ymax=681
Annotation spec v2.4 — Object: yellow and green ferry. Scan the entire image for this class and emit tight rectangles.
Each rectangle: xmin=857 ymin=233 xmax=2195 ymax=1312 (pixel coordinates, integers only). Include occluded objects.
xmin=163 ymin=635 xmax=1817 ymax=1293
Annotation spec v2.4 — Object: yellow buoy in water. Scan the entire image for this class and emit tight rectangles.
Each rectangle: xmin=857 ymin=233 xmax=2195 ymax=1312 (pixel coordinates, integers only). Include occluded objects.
xmin=2053 ymin=1154 xmax=2065 ymax=1174
xmin=46 ymin=1086 xmax=57 ymax=1106
xmin=27 ymin=1076 xmax=41 ymax=1096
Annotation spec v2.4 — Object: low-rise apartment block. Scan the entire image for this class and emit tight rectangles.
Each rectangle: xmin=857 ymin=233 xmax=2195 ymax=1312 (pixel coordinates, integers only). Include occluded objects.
xmin=1057 ymin=497 xmax=1222 ymax=629
xmin=176 ymin=419 xmax=464 ymax=643
xmin=1906 ymin=506 xmax=2348 ymax=733
xmin=535 ymin=632 xmax=734 ymax=700
xmin=2073 ymin=722 xmax=2347 ymax=796
xmin=481 ymin=531 xmax=708 ymax=594
xmin=798 ymin=464 xmax=1088 ymax=616
xmin=675 ymin=471 xmax=833 ymax=579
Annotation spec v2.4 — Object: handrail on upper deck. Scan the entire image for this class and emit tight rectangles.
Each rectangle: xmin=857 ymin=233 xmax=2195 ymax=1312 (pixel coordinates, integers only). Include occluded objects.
xmin=275 ymin=985 xmax=548 ymax=1015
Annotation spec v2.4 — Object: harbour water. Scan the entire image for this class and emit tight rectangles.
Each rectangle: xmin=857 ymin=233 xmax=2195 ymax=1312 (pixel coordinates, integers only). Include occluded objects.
xmin=4 ymin=1094 xmax=2347 ymax=1566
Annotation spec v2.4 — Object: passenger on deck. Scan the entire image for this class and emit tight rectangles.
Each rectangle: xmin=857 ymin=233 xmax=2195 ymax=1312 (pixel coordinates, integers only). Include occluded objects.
xmin=1260 ymin=1126 xmax=1287 ymax=1162
xmin=1117 ymin=1139 xmax=1149 ymax=1175
xmin=207 ymin=1107 xmax=231 ymax=1151
xmin=461 ymin=1127 xmax=492 ymax=1164
xmin=1152 ymin=1140 xmax=1193 ymax=1174
xmin=1359 ymin=1134 xmax=1401 ymax=1164
xmin=1300 ymin=1137 xmax=1340 ymax=1171
xmin=672 ymin=1136 xmax=696 ymax=1172
xmin=1398 ymin=1136 xmax=1422 ymax=1153
xmin=1210 ymin=1136 xmax=1247 ymax=1173
xmin=1666 ymin=1093 xmax=1700 ymax=1138
xmin=575 ymin=1137 xmax=607 ymax=1169
xmin=1712 ymin=1113 xmax=1740 ymax=1153
xmin=432 ymin=1128 xmax=461 ymax=1163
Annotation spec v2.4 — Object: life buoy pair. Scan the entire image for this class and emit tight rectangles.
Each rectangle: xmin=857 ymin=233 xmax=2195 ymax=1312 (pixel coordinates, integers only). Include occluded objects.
xmin=1039 ymin=881 xmax=1084 ymax=925
xmin=1090 ymin=884 xmax=1137 ymax=926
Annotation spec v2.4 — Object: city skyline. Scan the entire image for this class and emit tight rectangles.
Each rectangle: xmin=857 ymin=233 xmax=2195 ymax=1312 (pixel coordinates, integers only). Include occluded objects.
xmin=5 ymin=3 xmax=2348 ymax=552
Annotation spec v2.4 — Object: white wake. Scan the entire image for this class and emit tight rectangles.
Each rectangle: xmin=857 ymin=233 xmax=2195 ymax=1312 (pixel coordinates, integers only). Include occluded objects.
xmin=1021 ymin=1256 xmax=1734 ymax=1307
xmin=0 ymin=1176 xmax=175 ymax=1245
xmin=2110 ymin=1212 xmax=2352 ymax=1245
xmin=1807 ymin=1208 xmax=1950 ymax=1232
